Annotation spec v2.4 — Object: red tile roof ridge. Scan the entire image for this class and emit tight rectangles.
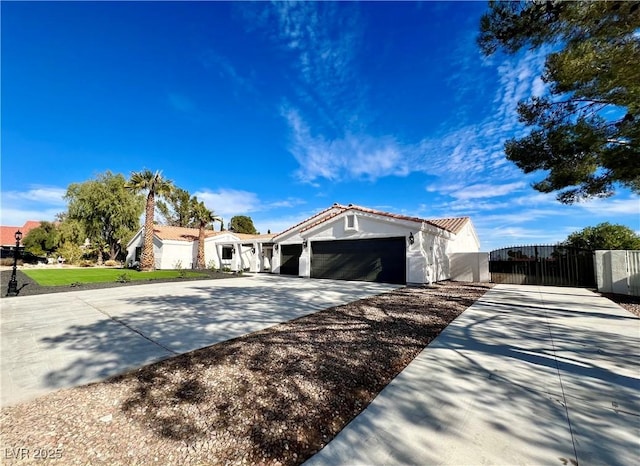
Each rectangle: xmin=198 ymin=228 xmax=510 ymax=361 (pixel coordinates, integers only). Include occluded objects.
xmin=273 ymin=205 xmax=345 ymax=239
xmin=322 ymin=204 xmax=469 ymax=234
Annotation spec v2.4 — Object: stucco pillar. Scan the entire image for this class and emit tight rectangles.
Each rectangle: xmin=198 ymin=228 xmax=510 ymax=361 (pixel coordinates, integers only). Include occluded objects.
xmin=272 ymin=244 xmax=280 ymax=274
xmin=299 ymin=241 xmax=311 ymax=278
xmin=407 ymin=231 xmax=429 ymax=284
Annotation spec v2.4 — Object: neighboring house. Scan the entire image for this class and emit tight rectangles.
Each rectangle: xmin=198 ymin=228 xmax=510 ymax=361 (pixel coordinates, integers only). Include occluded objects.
xmin=271 ymin=203 xmax=481 ymax=285
xmin=128 ymin=204 xmax=483 ymax=285
xmin=1 ymin=221 xmax=42 ymax=247
xmin=125 ymin=225 xmax=276 ymax=272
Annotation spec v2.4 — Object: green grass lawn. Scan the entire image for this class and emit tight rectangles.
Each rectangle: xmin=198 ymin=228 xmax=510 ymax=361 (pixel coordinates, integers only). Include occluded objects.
xmin=22 ymin=268 xmax=208 ymax=286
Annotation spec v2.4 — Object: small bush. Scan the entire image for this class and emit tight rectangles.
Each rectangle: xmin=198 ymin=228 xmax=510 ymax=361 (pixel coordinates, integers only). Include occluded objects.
xmin=173 ymin=259 xmax=183 ymax=270
xmin=178 ymin=269 xmax=188 ymax=279
xmin=221 ymin=266 xmax=232 ymax=273
xmin=0 ymin=258 xmax=15 ymax=266
xmin=115 ymin=272 xmax=131 ymax=283
xmin=79 ymin=260 xmax=94 ymax=267
xmin=207 ymin=259 xmax=218 ymax=270
xmin=104 ymin=260 xmax=119 ymax=267
xmin=56 ymin=242 xmax=84 ymax=265
xmin=69 ymin=281 xmax=82 ymax=288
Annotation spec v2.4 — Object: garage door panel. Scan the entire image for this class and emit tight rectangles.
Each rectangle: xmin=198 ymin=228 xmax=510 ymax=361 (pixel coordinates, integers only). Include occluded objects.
xmin=311 ymin=237 xmax=405 ymax=284
xmin=280 ymin=244 xmax=302 ymax=276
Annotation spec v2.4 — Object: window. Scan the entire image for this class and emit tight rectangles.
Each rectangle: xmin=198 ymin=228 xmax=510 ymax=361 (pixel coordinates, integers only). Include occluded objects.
xmin=135 ymin=247 xmax=142 ymax=261
xmin=345 ymin=214 xmax=357 ymax=231
xmin=222 ymin=246 xmax=233 ymax=260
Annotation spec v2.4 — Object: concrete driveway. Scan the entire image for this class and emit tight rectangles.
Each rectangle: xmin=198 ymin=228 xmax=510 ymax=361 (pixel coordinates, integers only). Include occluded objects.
xmin=1 ymin=274 xmax=401 ymax=407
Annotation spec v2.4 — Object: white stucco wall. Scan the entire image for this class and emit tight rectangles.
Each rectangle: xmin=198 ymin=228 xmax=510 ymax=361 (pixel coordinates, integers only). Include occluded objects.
xmin=450 ymin=252 xmax=490 ymax=282
xmin=157 ymin=239 xmax=195 ymax=269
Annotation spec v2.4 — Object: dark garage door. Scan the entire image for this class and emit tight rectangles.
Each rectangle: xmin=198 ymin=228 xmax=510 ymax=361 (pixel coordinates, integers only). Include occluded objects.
xmin=280 ymin=244 xmax=303 ymax=276
xmin=311 ymin=237 xmax=406 ymax=284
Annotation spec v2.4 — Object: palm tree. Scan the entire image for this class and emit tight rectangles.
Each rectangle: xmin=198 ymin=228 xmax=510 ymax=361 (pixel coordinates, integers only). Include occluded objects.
xmin=191 ymin=199 xmax=221 ymax=269
xmin=125 ymin=170 xmax=173 ymax=271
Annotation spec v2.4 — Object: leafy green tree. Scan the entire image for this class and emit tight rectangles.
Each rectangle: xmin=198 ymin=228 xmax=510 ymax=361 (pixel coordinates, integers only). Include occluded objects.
xmin=22 ymin=221 xmax=59 ymax=256
xmin=66 ymin=171 xmax=144 ymax=262
xmin=125 ymin=170 xmax=174 ymax=271
xmin=157 ymin=187 xmax=194 ymax=227
xmin=563 ymin=222 xmax=640 ymax=250
xmin=55 ymin=213 xmax=87 ymax=247
xmin=479 ymin=1 xmax=640 ymax=203
xmin=229 ymin=215 xmax=257 ymax=234
xmin=190 ymin=199 xmax=221 ymax=269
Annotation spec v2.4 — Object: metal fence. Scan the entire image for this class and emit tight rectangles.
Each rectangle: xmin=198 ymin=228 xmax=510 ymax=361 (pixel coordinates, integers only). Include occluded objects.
xmin=490 ymin=245 xmax=595 ymax=287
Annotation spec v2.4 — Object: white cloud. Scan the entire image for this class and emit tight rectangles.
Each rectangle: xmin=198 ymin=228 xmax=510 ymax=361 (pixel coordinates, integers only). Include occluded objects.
xmin=577 ymin=197 xmax=640 ymax=216
xmin=284 ymin=107 xmax=410 ymax=183
xmin=4 ymin=186 xmax=67 ymax=205
xmin=193 ymin=189 xmax=261 ymax=218
xmin=1 ymin=186 xmax=67 ymax=225
xmin=442 ymin=181 xmax=527 ymax=201
xmin=267 ymin=198 xmax=306 ymax=209
xmin=193 ymin=189 xmax=307 ymax=222
xmin=0 ymin=207 xmax=61 ymax=227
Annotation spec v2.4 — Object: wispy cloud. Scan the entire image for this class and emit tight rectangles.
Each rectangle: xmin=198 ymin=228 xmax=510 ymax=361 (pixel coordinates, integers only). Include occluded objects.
xmin=194 ymin=189 xmax=261 ymax=218
xmin=194 ymin=188 xmax=307 ymax=220
xmin=284 ymin=107 xmax=410 ymax=183
xmin=577 ymin=197 xmax=640 ymax=217
xmin=439 ymin=181 xmax=527 ymax=201
xmin=1 ymin=186 xmax=67 ymax=225
xmin=283 ymin=33 xmax=549 ymax=193
xmin=4 ymin=186 xmax=67 ymax=205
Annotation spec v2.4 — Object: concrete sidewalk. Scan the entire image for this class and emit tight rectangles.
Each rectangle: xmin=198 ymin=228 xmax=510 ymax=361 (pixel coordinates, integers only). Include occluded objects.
xmin=0 ymin=275 xmax=400 ymax=407
xmin=305 ymin=285 xmax=640 ymax=466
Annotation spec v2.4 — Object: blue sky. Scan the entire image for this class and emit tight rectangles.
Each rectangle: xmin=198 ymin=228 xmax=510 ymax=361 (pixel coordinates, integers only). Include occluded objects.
xmin=1 ymin=1 xmax=638 ymax=251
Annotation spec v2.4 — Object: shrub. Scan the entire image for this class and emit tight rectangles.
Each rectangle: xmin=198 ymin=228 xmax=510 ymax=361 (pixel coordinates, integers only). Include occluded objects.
xmin=207 ymin=259 xmax=218 ymax=270
xmin=173 ymin=259 xmax=183 ymax=270
xmin=0 ymin=258 xmax=15 ymax=266
xmin=104 ymin=260 xmax=119 ymax=267
xmin=115 ymin=272 xmax=131 ymax=283
xmin=56 ymin=242 xmax=84 ymax=265
xmin=178 ymin=269 xmax=188 ymax=279
xmin=79 ymin=260 xmax=94 ymax=267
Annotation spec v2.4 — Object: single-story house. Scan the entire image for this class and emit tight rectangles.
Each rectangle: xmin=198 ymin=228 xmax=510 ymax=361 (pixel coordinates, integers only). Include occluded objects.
xmin=270 ymin=203 xmax=481 ymax=284
xmin=125 ymin=225 xmax=276 ymax=272
xmin=126 ymin=203 xmax=484 ymax=285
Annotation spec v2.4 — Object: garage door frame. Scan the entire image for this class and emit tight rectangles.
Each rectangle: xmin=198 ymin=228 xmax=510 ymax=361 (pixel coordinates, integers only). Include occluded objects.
xmin=310 ymin=237 xmax=406 ymax=284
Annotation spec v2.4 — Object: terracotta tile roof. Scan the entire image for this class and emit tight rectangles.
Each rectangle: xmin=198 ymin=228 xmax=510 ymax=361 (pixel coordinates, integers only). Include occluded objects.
xmin=151 ymin=225 xmax=277 ymax=242
xmin=0 ymin=221 xmax=42 ymax=246
xmin=234 ymin=233 xmax=277 ymax=242
xmin=273 ymin=205 xmax=344 ymax=239
xmin=280 ymin=203 xmax=470 ymax=236
xmin=427 ymin=217 xmax=470 ymax=234
xmin=152 ymin=225 xmax=222 ymax=242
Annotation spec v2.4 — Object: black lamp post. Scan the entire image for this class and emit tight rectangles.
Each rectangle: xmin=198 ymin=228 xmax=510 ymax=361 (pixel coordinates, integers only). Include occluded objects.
xmin=6 ymin=230 xmax=23 ymax=296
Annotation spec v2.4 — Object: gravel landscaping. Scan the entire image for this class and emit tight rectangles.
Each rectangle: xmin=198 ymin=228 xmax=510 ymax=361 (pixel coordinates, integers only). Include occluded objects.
xmin=1 ymin=281 xmax=492 ymax=465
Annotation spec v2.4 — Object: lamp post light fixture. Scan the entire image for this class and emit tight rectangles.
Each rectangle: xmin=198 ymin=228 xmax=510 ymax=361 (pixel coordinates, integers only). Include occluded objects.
xmin=6 ymin=230 xmax=23 ymax=296
xmin=408 ymin=232 xmax=415 ymax=245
